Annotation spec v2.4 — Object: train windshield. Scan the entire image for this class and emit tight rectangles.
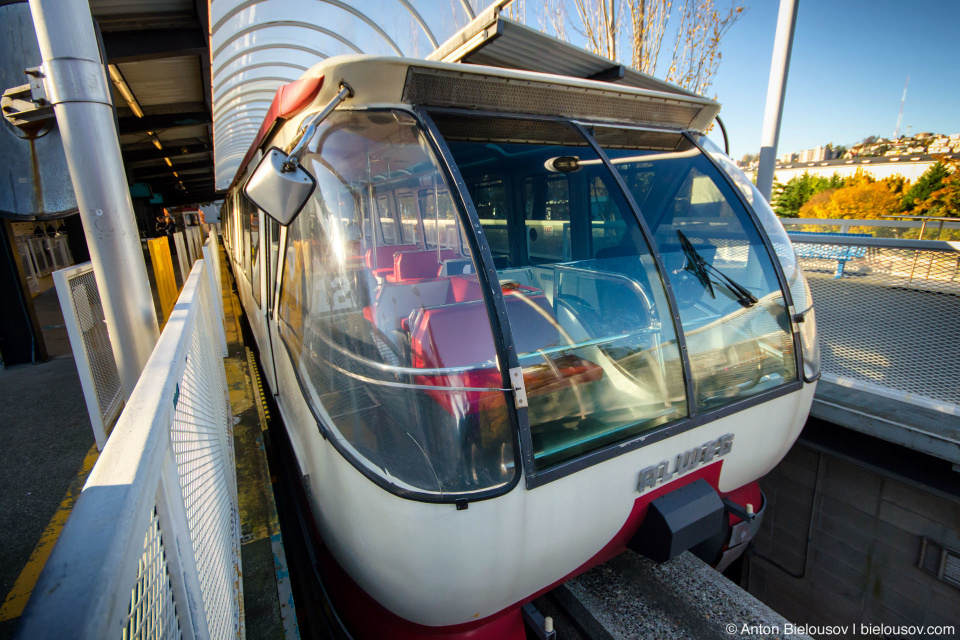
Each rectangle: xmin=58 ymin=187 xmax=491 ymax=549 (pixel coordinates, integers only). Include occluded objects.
xmin=593 ymin=126 xmax=798 ymax=410
xmin=436 ymin=116 xmax=688 ymax=470
xmin=277 ymin=110 xmax=515 ymax=497
xmin=437 ymin=116 xmax=797 ymax=468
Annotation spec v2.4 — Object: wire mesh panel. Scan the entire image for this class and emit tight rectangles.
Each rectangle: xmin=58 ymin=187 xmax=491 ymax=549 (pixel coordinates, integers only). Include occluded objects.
xmin=53 ymin=263 xmax=124 ymax=449
xmin=122 ymin=508 xmax=180 ymax=640
xmin=170 ymin=274 xmax=240 ymax=640
xmin=792 ymin=237 xmax=960 ymax=409
xmin=20 ymin=256 xmax=242 ymax=640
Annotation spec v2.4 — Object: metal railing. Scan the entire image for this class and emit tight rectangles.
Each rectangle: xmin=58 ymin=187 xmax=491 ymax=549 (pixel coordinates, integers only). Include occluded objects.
xmin=782 ymin=217 xmax=960 ymax=240
xmin=788 ymin=228 xmax=960 ymax=414
xmin=18 ymin=237 xmax=242 ymax=640
xmin=52 ymin=262 xmax=124 ymax=450
xmin=16 ymin=233 xmax=74 ymax=292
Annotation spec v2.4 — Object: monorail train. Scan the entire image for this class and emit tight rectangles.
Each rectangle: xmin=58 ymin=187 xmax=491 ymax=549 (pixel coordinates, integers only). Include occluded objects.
xmin=220 ymin=54 xmax=819 ymax=638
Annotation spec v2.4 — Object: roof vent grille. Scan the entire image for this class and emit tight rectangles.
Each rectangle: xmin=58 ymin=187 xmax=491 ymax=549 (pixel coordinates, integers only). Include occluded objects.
xmin=403 ymin=67 xmax=705 ymax=130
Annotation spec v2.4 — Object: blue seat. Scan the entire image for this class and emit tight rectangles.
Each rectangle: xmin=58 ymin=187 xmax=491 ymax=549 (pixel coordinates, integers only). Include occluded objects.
xmin=791 ymin=231 xmax=870 ymax=278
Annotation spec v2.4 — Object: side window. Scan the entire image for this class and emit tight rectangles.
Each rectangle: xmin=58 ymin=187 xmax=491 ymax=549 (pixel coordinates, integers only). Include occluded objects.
xmin=276 ymin=109 xmax=514 ymax=497
xmin=397 ymin=192 xmax=421 ymax=246
xmin=251 ymin=208 xmax=261 ymax=306
xmin=471 ymin=180 xmax=509 ymax=262
xmin=419 ymin=188 xmax=462 ymax=252
xmin=598 ymin=128 xmax=798 ymax=412
xmin=241 ymin=199 xmax=251 ymax=280
xmin=523 ymin=176 xmax=571 ymax=264
xmin=376 ymin=194 xmax=401 ymax=245
xmin=266 ymin=217 xmax=280 ymax=314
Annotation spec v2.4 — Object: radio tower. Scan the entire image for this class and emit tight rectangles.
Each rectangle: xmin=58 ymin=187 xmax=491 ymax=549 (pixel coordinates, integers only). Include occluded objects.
xmin=894 ymin=76 xmax=909 ymax=139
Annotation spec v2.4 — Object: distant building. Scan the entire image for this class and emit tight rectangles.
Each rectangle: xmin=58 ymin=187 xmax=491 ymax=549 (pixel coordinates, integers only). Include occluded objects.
xmin=796 ymin=146 xmax=840 ymax=163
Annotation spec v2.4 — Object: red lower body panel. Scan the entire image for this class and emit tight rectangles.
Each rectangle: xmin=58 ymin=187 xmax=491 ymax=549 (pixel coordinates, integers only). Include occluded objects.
xmin=307 ymin=460 xmax=759 ymax=639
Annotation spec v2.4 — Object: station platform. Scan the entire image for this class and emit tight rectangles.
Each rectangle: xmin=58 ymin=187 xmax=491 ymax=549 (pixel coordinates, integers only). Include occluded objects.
xmin=0 ymin=245 xmax=296 ymax=640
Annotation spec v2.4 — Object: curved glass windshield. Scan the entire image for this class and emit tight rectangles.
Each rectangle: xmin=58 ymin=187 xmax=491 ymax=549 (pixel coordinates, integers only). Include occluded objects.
xmin=277 ymin=110 xmax=515 ymax=497
xmin=596 ymin=127 xmax=798 ymax=411
xmin=435 ymin=115 xmax=688 ymax=470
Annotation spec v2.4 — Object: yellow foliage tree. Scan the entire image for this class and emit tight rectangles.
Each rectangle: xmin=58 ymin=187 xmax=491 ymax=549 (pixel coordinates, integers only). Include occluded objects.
xmin=798 ymin=170 xmax=900 ymax=221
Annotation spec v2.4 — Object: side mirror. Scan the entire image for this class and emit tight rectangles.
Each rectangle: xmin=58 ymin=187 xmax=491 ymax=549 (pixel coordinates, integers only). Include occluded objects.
xmin=243 ymin=147 xmax=316 ymax=226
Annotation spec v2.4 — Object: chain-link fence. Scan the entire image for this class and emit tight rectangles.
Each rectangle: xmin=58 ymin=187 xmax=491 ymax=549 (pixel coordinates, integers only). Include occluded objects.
xmin=788 ymin=231 xmax=960 ymax=413
xmin=20 ymin=238 xmax=241 ymax=640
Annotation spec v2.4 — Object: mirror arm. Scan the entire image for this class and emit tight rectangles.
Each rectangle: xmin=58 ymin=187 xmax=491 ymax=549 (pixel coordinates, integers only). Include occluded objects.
xmin=283 ymin=81 xmax=354 ymax=171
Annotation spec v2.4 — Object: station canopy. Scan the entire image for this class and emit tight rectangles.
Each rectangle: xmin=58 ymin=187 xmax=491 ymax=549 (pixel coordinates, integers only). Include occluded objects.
xmin=210 ymin=0 xmax=702 ymax=190
xmin=89 ymin=0 xmax=216 ymax=206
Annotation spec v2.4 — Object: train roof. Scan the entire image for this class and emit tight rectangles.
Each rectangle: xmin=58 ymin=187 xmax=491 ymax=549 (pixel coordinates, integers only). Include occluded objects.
xmin=231 ymin=55 xmax=720 ymax=189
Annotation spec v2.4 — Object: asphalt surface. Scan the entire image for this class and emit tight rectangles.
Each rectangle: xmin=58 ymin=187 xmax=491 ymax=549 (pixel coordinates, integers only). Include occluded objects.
xmin=0 ymin=287 xmax=94 ymax=639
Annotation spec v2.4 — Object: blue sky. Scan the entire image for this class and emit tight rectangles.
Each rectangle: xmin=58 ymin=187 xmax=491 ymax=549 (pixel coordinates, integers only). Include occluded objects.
xmin=698 ymin=0 xmax=960 ymax=159
xmin=506 ymin=0 xmax=960 ymax=159
xmin=277 ymin=0 xmax=960 ymax=162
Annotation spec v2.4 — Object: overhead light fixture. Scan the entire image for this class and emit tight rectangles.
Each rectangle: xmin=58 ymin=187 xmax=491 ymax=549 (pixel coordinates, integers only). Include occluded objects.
xmin=107 ymin=64 xmax=143 ymax=118
xmin=164 ymin=157 xmax=173 ymax=166
xmin=173 ymin=171 xmax=179 ymax=177
xmin=149 ymin=132 xmax=162 ymax=150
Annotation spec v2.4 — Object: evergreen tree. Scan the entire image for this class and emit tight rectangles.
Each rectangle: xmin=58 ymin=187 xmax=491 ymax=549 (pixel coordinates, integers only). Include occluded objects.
xmin=902 ymin=162 xmax=950 ymax=211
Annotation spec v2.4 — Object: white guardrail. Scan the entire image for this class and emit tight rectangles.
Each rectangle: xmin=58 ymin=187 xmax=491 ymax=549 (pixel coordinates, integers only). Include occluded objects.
xmin=18 ymin=234 xmax=242 ymax=640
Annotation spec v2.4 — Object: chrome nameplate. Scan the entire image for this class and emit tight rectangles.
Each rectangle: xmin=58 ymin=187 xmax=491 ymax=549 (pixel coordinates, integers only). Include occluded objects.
xmin=637 ymin=434 xmax=734 ymax=493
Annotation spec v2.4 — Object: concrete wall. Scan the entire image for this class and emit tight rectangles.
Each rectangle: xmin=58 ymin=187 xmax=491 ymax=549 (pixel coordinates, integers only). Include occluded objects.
xmin=746 ymin=442 xmax=960 ymax=632
xmin=772 ymin=161 xmax=937 ymax=184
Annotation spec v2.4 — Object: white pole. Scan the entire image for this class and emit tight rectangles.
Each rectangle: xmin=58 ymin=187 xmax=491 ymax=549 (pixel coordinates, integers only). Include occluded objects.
xmin=29 ymin=0 xmax=159 ymax=399
xmin=756 ymin=0 xmax=799 ymax=202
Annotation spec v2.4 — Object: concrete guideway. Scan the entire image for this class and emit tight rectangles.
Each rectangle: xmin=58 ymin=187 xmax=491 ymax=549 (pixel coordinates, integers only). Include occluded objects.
xmin=218 ymin=246 xmax=299 ymax=639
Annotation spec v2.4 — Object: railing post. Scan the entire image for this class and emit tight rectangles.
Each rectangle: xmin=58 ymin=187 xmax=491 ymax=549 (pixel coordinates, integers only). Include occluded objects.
xmin=202 ymin=242 xmax=228 ymax=356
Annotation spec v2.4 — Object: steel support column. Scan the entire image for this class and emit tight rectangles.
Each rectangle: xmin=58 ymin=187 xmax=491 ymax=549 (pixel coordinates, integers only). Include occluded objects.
xmin=29 ymin=0 xmax=159 ymax=398
xmin=756 ymin=0 xmax=799 ymax=201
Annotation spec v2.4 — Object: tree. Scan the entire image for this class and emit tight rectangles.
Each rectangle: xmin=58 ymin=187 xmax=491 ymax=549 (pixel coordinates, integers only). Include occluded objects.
xmin=772 ymin=172 xmax=847 ymax=217
xmin=570 ymin=0 xmax=623 ymax=61
xmin=902 ymin=161 xmax=950 ymax=211
xmin=626 ymin=0 xmax=671 ymax=75
xmin=799 ymin=172 xmax=901 ymax=221
xmin=740 ymin=152 xmax=758 ymax=165
xmin=663 ymin=0 xmax=746 ymax=94
xmin=914 ymin=160 xmax=960 ymax=218
xmin=537 ymin=0 xmax=745 ymax=94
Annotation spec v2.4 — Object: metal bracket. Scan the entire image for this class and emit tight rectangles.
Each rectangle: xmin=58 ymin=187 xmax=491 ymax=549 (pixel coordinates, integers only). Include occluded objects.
xmin=788 ymin=304 xmax=801 ymax=332
xmin=1 ymin=67 xmax=54 ymax=128
xmin=509 ymin=366 xmax=527 ymax=409
xmin=722 ymin=497 xmax=757 ymax=523
xmin=521 ymin=603 xmax=556 ymax=640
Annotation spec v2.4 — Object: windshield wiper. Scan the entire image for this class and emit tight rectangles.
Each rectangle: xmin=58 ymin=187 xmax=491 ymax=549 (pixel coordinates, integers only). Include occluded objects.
xmin=677 ymin=230 xmax=759 ymax=308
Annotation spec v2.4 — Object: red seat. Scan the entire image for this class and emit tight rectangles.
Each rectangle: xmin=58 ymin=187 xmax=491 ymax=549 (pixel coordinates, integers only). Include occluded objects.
xmin=390 ymin=249 xmax=458 ymax=282
xmin=365 ymin=244 xmax=417 ymax=279
xmin=409 ymin=292 xmax=600 ymax=415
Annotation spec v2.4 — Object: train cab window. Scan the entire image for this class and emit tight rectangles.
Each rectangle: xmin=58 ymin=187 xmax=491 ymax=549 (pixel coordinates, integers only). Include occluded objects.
xmin=277 ymin=109 xmax=515 ymax=498
xmin=596 ymin=128 xmax=798 ymax=411
xmin=435 ymin=114 xmax=688 ymax=470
